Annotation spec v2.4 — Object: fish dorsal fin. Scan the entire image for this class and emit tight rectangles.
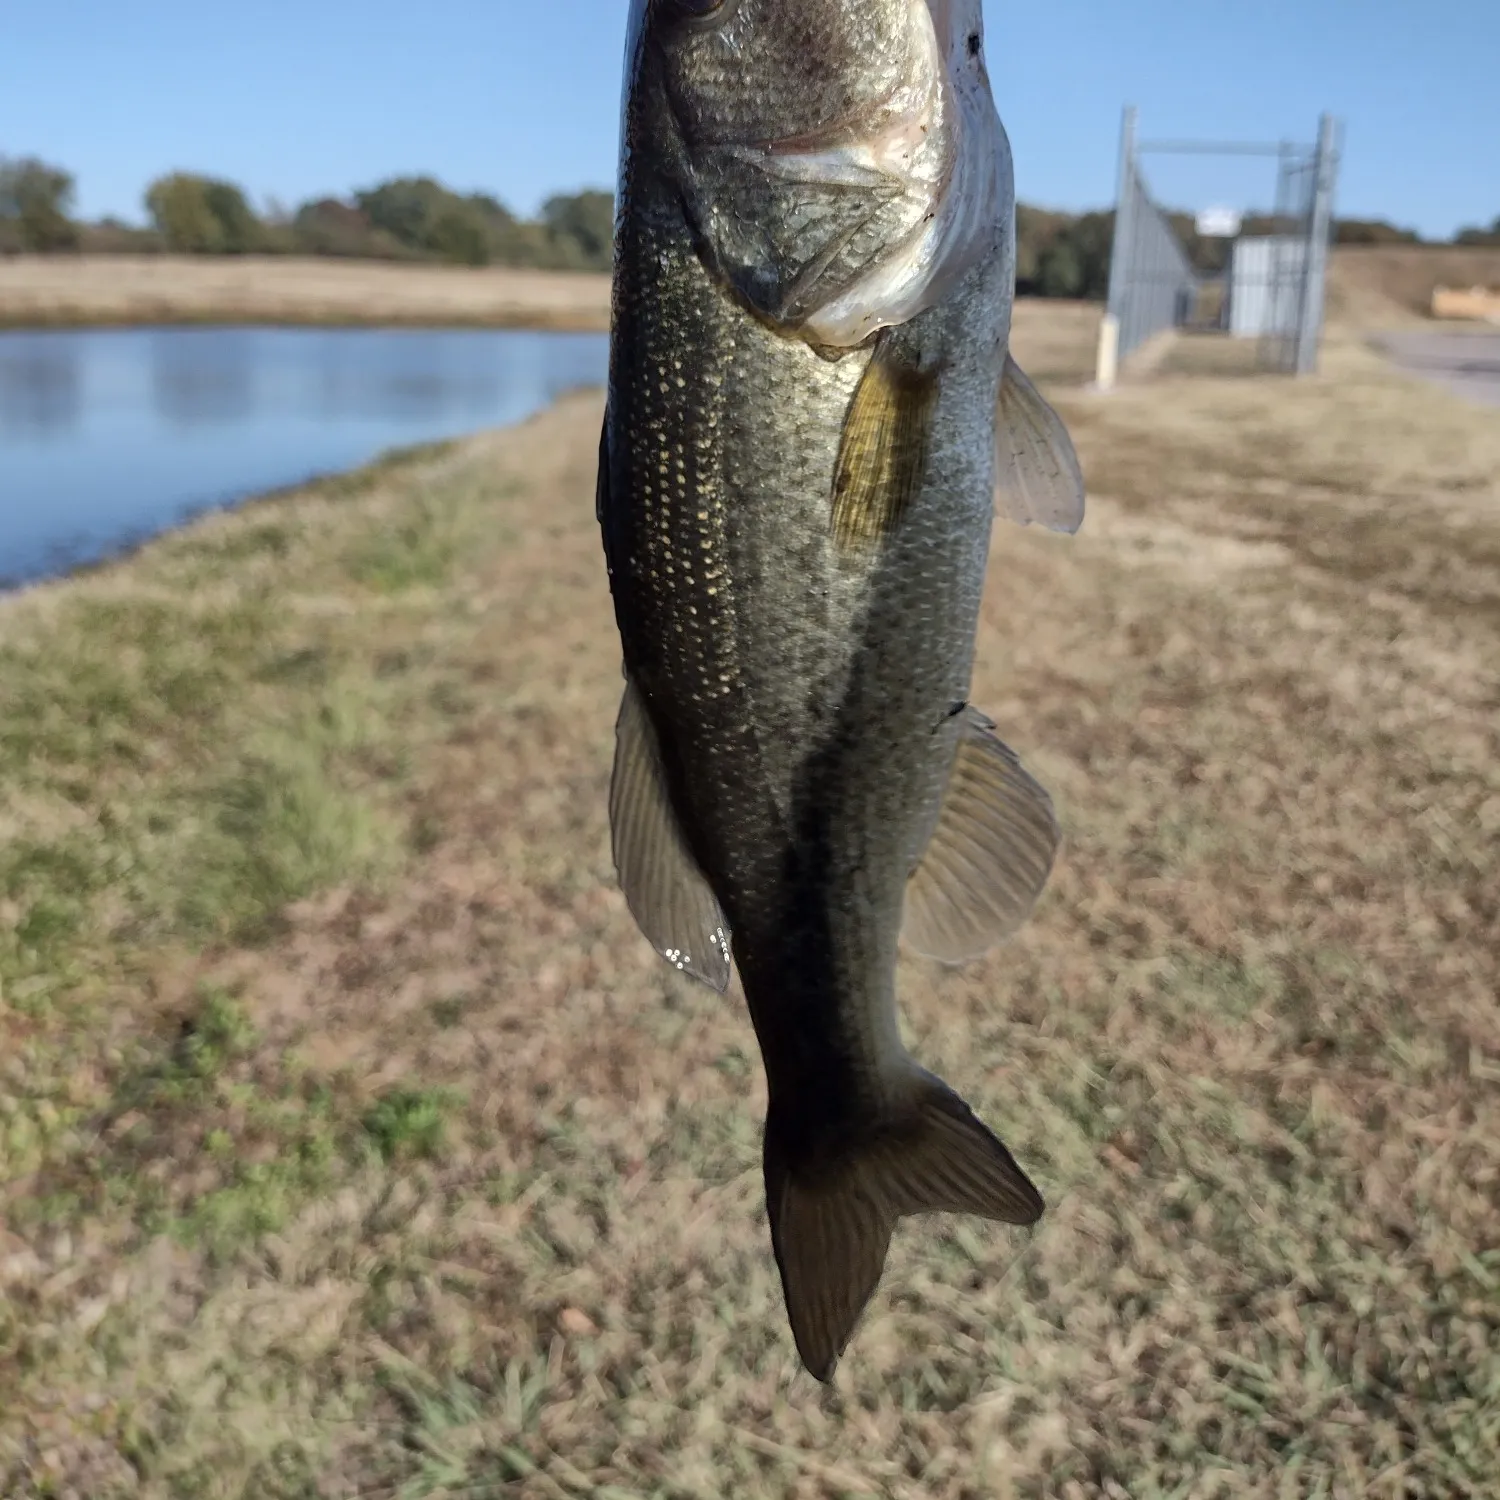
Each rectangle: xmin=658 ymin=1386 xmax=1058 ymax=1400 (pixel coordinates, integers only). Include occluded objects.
xmin=830 ymin=337 xmax=941 ymax=553
xmin=609 ymin=677 xmax=732 ymax=992
xmin=995 ymin=354 xmax=1086 ymax=535
xmin=902 ymin=707 xmax=1060 ymax=963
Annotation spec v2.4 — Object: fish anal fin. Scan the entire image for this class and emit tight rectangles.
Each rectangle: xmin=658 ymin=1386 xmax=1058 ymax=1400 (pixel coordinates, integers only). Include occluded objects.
xmin=609 ymin=677 xmax=732 ymax=992
xmin=830 ymin=337 xmax=941 ymax=553
xmin=903 ymin=706 xmax=1060 ymax=964
xmin=764 ymin=1066 xmax=1043 ymax=1382
xmin=995 ymin=354 xmax=1086 ymax=534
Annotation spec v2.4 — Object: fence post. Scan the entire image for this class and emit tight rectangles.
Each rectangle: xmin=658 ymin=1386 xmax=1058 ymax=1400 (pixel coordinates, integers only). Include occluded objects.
xmin=1098 ymin=105 xmax=1138 ymax=389
xmin=1294 ymin=113 xmax=1340 ymax=376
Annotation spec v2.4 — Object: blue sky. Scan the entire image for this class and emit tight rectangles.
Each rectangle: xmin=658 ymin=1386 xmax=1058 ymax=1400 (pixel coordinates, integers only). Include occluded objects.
xmin=3 ymin=0 xmax=1495 ymax=239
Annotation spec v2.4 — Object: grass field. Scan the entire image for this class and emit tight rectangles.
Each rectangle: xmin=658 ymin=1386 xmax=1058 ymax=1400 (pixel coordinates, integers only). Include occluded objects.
xmin=1 ymin=308 xmax=1497 ymax=1498
xmin=0 ymin=257 xmax=612 ymax=331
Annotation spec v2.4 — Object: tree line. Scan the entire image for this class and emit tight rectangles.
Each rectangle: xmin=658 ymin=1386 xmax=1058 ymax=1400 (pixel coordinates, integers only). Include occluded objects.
xmin=3 ymin=154 xmax=1496 ymax=292
xmin=0 ymin=157 xmax=615 ymax=272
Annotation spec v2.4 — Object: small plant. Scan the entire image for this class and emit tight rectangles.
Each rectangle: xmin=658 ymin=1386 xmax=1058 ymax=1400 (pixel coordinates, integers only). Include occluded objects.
xmin=347 ymin=495 xmax=459 ymax=594
xmin=362 ymin=1087 xmax=458 ymax=1163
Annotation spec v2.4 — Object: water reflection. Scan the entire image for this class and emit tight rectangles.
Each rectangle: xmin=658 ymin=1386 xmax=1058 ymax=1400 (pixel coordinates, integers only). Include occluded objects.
xmin=0 ymin=325 xmax=609 ymax=588
xmin=308 ymin=331 xmax=508 ymax=422
xmin=0 ymin=333 xmax=82 ymax=437
xmin=151 ymin=328 xmax=257 ymax=428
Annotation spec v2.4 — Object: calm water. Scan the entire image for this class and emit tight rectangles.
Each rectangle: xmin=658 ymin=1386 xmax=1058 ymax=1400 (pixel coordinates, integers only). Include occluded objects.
xmin=0 ymin=325 xmax=611 ymax=587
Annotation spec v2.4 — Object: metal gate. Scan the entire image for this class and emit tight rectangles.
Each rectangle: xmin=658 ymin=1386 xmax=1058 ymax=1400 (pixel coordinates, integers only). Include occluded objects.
xmin=1098 ymin=108 xmax=1343 ymax=384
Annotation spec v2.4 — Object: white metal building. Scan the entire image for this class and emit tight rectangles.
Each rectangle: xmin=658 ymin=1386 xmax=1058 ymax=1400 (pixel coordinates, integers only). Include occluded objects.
xmin=1228 ymin=236 xmax=1310 ymax=339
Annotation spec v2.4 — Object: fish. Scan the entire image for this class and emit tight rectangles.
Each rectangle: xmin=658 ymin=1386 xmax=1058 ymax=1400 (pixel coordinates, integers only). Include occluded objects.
xmin=597 ymin=0 xmax=1086 ymax=1381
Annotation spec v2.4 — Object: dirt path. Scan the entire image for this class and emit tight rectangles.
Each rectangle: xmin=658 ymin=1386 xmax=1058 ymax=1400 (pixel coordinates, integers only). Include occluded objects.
xmin=1375 ymin=328 xmax=1500 ymax=408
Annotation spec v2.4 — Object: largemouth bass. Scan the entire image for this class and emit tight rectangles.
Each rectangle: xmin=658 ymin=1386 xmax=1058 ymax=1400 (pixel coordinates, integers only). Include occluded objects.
xmin=598 ymin=0 xmax=1086 ymax=1381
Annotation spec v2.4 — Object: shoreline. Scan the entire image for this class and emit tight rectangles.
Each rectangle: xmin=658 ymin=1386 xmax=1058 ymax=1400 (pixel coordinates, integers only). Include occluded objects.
xmin=0 ymin=433 xmax=465 ymax=603
xmin=0 ymin=383 xmax=611 ymax=602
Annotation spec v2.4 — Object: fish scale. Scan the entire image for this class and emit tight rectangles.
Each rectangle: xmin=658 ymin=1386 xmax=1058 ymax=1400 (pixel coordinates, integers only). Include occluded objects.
xmin=600 ymin=0 xmax=1086 ymax=1381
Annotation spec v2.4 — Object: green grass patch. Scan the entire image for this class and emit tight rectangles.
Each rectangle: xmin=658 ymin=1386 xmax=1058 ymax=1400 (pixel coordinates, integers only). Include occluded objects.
xmin=346 ymin=492 xmax=461 ymax=594
xmin=362 ymin=1087 xmax=460 ymax=1164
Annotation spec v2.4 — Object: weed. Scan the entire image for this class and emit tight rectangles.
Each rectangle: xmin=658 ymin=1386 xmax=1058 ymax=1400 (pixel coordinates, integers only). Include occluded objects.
xmin=362 ymin=1087 xmax=458 ymax=1163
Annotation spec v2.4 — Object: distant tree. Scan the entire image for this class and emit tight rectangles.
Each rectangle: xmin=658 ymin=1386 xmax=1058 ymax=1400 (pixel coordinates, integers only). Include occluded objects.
xmin=353 ymin=176 xmax=506 ymax=264
xmin=542 ymin=190 xmax=615 ymax=271
xmin=1335 ymin=217 xmax=1422 ymax=245
xmin=146 ymin=174 xmax=220 ymax=252
xmin=203 ymin=180 xmax=260 ymax=252
xmin=145 ymin=172 xmax=262 ymax=253
xmin=77 ymin=216 xmax=163 ymax=254
xmin=1453 ymin=215 xmax=1500 ymax=247
xmin=1062 ymin=211 xmax=1115 ymax=299
xmin=428 ymin=204 xmax=491 ymax=266
xmin=1014 ymin=204 xmax=1076 ymax=290
xmin=468 ymin=192 xmax=516 ymax=231
xmin=1035 ymin=237 xmax=1084 ymax=299
xmin=291 ymin=197 xmax=408 ymax=258
xmin=354 ymin=176 xmax=451 ymax=249
xmin=489 ymin=217 xmax=567 ymax=269
xmin=0 ymin=156 xmax=79 ymax=251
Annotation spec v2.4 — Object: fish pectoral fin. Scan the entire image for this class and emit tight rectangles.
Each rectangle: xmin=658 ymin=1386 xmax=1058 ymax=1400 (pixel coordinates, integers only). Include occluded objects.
xmin=830 ymin=335 xmax=940 ymax=553
xmin=764 ymin=1068 xmax=1043 ymax=1382
xmin=609 ymin=677 xmax=732 ymax=993
xmin=902 ymin=706 xmax=1060 ymax=964
xmin=995 ymin=354 xmax=1086 ymax=534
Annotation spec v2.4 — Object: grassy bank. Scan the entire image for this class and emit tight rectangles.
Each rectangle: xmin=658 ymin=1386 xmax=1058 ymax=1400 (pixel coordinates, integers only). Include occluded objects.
xmin=1 ymin=312 xmax=1497 ymax=1496
xmin=0 ymin=256 xmax=612 ymax=332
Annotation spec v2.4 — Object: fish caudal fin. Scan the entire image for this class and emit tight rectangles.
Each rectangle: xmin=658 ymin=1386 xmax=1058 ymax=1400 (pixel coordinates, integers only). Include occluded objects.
xmin=763 ymin=1070 xmax=1043 ymax=1381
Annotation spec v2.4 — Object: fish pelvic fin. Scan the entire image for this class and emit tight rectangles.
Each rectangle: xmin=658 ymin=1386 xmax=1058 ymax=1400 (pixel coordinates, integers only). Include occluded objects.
xmin=763 ymin=1067 xmax=1043 ymax=1382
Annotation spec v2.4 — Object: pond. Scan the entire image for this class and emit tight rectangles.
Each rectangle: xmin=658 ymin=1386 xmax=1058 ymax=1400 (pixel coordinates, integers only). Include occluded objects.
xmin=0 ymin=325 xmax=610 ymax=588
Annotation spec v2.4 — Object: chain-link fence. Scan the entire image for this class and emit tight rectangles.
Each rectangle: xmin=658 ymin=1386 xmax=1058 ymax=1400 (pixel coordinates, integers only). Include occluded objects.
xmin=1098 ymin=109 xmax=1342 ymax=385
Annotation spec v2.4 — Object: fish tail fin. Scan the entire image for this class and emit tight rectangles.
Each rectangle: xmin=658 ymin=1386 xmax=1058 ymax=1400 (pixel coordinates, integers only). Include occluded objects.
xmin=763 ymin=1067 xmax=1043 ymax=1381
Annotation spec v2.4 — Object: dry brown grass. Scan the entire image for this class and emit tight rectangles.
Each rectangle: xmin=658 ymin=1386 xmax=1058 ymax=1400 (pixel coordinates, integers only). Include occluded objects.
xmin=1 ymin=309 xmax=1497 ymax=1498
xmin=1328 ymin=245 xmax=1500 ymax=329
xmin=0 ymin=256 xmax=612 ymax=331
